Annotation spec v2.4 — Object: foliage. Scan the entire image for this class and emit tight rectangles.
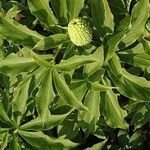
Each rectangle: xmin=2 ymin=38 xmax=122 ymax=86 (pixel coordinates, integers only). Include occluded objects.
xmin=0 ymin=0 xmax=150 ymax=149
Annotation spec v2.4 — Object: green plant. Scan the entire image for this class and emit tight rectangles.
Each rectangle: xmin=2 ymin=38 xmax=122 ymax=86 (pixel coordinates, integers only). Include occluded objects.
xmin=0 ymin=0 xmax=150 ymax=149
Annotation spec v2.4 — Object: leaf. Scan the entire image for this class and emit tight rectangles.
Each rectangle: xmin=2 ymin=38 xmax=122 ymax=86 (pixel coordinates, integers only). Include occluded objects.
xmin=91 ymin=0 xmax=114 ymax=36
xmin=33 ymin=34 xmax=69 ymax=51
xmin=28 ymin=0 xmax=58 ymax=31
xmin=66 ymin=0 xmax=85 ymax=21
xmin=56 ymin=55 xmax=98 ymax=71
xmin=52 ymin=69 xmax=89 ymax=111
xmin=128 ymin=131 xmax=144 ymax=149
xmin=36 ymin=69 xmax=55 ymax=118
xmin=119 ymin=52 xmax=150 ymax=68
xmin=12 ymin=77 xmax=31 ymax=125
xmin=105 ymin=31 xmax=125 ymax=62
xmin=0 ymin=101 xmax=13 ymax=126
xmin=108 ymin=55 xmax=150 ymax=101
xmin=0 ymin=36 xmax=5 ymax=60
xmin=70 ymin=80 xmax=88 ymax=101
xmin=57 ymin=111 xmax=80 ymax=140
xmin=131 ymin=105 xmax=150 ymax=129
xmin=84 ymin=46 xmax=104 ymax=77
xmin=121 ymin=0 xmax=149 ymax=47
xmin=0 ymin=53 xmax=38 ymax=76
xmin=87 ymin=81 xmax=115 ymax=91
xmin=18 ymin=130 xmax=78 ymax=150
xmin=20 ymin=113 xmax=69 ymax=131
xmin=11 ymin=134 xmax=21 ymax=150
xmin=50 ymin=0 xmax=68 ymax=25
xmin=0 ymin=129 xmax=8 ymax=134
xmin=79 ymin=90 xmax=100 ymax=133
xmin=101 ymin=88 xmax=128 ymax=129
xmin=0 ymin=131 xmax=8 ymax=150
xmin=85 ymin=139 xmax=107 ymax=150
xmin=0 ymin=13 xmax=44 ymax=47
xmin=31 ymin=51 xmax=51 ymax=67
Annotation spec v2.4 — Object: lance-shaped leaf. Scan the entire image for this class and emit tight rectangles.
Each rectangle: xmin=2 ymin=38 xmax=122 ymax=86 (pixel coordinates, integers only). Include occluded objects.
xmin=91 ymin=0 xmax=114 ymax=36
xmin=87 ymin=81 xmax=116 ymax=91
xmin=20 ymin=113 xmax=69 ymax=131
xmin=101 ymin=90 xmax=128 ymax=129
xmin=0 ymin=101 xmax=13 ymax=126
xmin=0 ymin=36 xmax=5 ymax=60
xmin=85 ymin=139 xmax=107 ymax=150
xmin=28 ymin=0 xmax=60 ymax=32
xmin=105 ymin=31 xmax=125 ymax=62
xmin=57 ymin=111 xmax=80 ymax=140
xmin=121 ymin=0 xmax=149 ymax=47
xmin=79 ymin=90 xmax=100 ymax=133
xmin=119 ymin=52 xmax=150 ymax=68
xmin=56 ymin=55 xmax=98 ymax=71
xmin=53 ymin=69 xmax=89 ymax=111
xmin=108 ymin=55 xmax=150 ymax=101
xmin=0 ymin=129 xmax=8 ymax=134
xmin=12 ymin=77 xmax=31 ymax=125
xmin=70 ymin=80 xmax=88 ymax=101
xmin=36 ymin=69 xmax=55 ymax=118
xmin=33 ymin=34 xmax=69 ymax=51
xmin=66 ymin=0 xmax=85 ymax=21
xmin=31 ymin=52 xmax=51 ymax=67
xmin=11 ymin=134 xmax=21 ymax=150
xmin=0 ymin=13 xmax=44 ymax=47
xmin=18 ymin=130 xmax=78 ymax=150
xmin=50 ymin=0 xmax=68 ymax=25
xmin=84 ymin=46 xmax=104 ymax=77
xmin=131 ymin=105 xmax=150 ymax=129
xmin=0 ymin=53 xmax=38 ymax=76
xmin=0 ymin=131 xmax=9 ymax=150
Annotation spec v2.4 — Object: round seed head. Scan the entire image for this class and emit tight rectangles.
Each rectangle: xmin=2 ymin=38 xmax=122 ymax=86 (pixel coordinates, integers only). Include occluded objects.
xmin=68 ymin=18 xmax=92 ymax=46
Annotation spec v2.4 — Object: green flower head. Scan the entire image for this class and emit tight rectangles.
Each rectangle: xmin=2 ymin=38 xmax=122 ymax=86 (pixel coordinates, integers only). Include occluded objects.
xmin=68 ymin=17 xmax=92 ymax=46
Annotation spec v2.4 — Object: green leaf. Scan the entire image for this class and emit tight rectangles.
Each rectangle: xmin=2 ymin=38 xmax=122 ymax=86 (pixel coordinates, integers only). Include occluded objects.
xmin=0 ymin=101 xmax=12 ymax=125
xmin=20 ymin=113 xmax=69 ymax=131
xmin=128 ymin=131 xmax=144 ymax=149
xmin=84 ymin=46 xmax=104 ymax=77
xmin=36 ymin=69 xmax=55 ymax=118
xmin=53 ymin=69 xmax=89 ymax=111
xmin=50 ymin=0 xmax=68 ymax=25
xmin=131 ymin=105 xmax=150 ymax=129
xmin=101 ymin=87 xmax=128 ymax=129
xmin=66 ymin=0 xmax=85 ymax=21
xmin=105 ymin=31 xmax=125 ymax=62
xmin=70 ymin=80 xmax=88 ymax=101
xmin=108 ymin=55 xmax=150 ymax=101
xmin=79 ymin=90 xmax=100 ymax=133
xmin=31 ymin=52 xmax=51 ymax=67
xmin=119 ymin=52 xmax=150 ymax=68
xmin=11 ymin=134 xmax=21 ymax=150
xmin=121 ymin=0 xmax=150 ymax=46
xmin=57 ymin=111 xmax=80 ymax=140
xmin=91 ymin=0 xmax=114 ymax=36
xmin=0 ymin=131 xmax=8 ymax=150
xmin=0 ymin=53 xmax=38 ymax=76
xmin=85 ymin=139 xmax=107 ymax=150
xmin=18 ymin=130 xmax=78 ymax=150
xmin=56 ymin=55 xmax=98 ymax=71
xmin=0 ymin=36 xmax=5 ymax=60
xmin=33 ymin=34 xmax=69 ymax=51
xmin=0 ymin=13 xmax=44 ymax=47
xmin=0 ymin=129 xmax=8 ymax=134
xmin=28 ymin=0 xmax=58 ymax=31
xmin=12 ymin=77 xmax=31 ymax=125
xmin=87 ymin=81 xmax=115 ymax=91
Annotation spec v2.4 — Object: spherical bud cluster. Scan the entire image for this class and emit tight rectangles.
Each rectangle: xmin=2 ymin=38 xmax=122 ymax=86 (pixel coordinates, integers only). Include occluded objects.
xmin=68 ymin=18 xmax=92 ymax=46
